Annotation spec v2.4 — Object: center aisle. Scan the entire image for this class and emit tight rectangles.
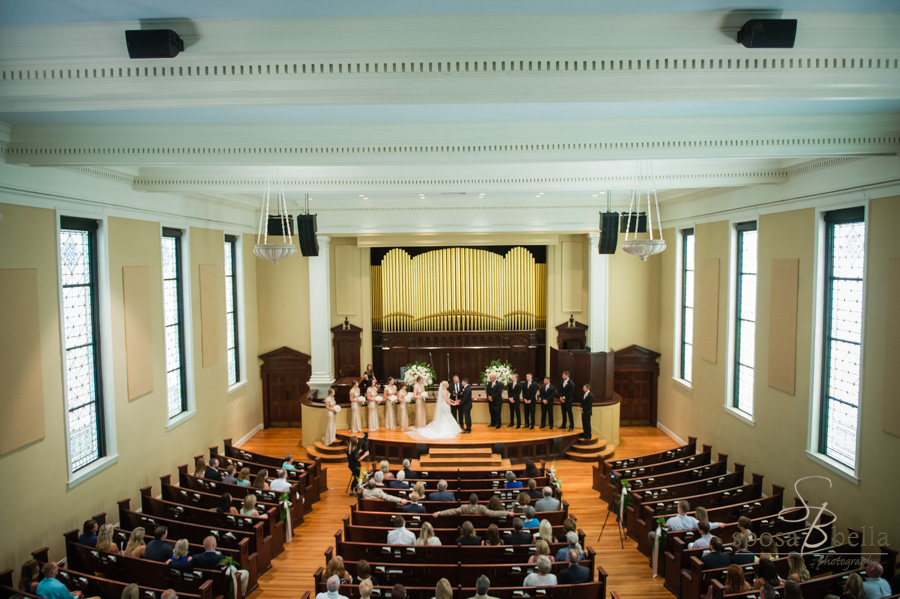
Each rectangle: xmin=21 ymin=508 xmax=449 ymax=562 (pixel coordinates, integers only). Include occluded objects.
xmin=241 ymin=426 xmax=677 ymax=598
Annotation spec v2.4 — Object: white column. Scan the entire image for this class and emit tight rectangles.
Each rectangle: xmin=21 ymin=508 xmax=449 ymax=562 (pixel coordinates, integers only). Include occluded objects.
xmin=586 ymin=233 xmax=609 ymax=351
xmin=307 ymin=235 xmax=334 ymax=392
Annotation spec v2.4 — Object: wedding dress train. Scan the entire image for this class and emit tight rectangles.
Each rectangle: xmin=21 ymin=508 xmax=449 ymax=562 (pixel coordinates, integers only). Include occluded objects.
xmin=409 ymin=386 xmax=462 ymax=440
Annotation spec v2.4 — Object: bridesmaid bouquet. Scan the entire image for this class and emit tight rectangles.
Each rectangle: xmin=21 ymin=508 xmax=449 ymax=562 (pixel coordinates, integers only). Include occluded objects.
xmin=375 ymin=395 xmax=385 ymax=403
xmin=334 ymin=405 xmax=342 ymax=413
xmin=421 ymin=391 xmax=429 ymax=399
xmin=388 ymin=395 xmax=398 ymax=403
xmin=358 ymin=397 xmax=367 ymax=406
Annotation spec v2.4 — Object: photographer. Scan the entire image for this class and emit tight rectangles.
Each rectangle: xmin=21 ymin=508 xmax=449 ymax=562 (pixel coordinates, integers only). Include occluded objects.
xmin=347 ymin=434 xmax=370 ymax=491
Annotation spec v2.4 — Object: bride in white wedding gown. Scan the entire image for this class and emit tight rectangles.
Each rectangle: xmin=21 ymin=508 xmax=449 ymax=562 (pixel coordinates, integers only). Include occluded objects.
xmin=409 ymin=381 xmax=462 ymax=440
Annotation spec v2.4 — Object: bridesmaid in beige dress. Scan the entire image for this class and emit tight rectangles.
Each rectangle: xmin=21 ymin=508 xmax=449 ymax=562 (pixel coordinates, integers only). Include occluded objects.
xmin=348 ymin=380 xmax=362 ymax=433
xmin=397 ymin=382 xmax=411 ymax=431
xmin=322 ymin=388 xmax=338 ymax=446
xmin=366 ymin=381 xmax=380 ymax=430
xmin=383 ymin=377 xmax=398 ymax=430
xmin=414 ymin=376 xmax=428 ymax=428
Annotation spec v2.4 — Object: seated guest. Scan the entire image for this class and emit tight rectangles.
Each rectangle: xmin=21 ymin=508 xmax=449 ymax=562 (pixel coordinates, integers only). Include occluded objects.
xmin=525 ymin=478 xmax=542 ymax=500
xmin=18 ymin=560 xmax=41 ymax=595
xmin=700 ymin=537 xmax=732 ymax=570
xmin=863 ymin=562 xmax=891 ymax=599
xmin=121 ymin=583 xmax=139 ymax=599
xmin=759 ymin=584 xmax=778 ymax=599
xmin=144 ymin=526 xmax=174 ymax=562
xmin=689 ymin=520 xmax=713 ymax=549
xmin=222 ymin=465 xmax=238 ymax=485
xmin=36 ymin=562 xmax=83 ymax=599
xmin=505 ymin=471 xmax=523 ymax=489
xmin=753 ymin=558 xmax=783 ymax=590
xmin=324 ymin=556 xmax=353 ymax=584
xmin=124 ymin=527 xmax=147 ymax=558
xmin=731 ymin=533 xmax=756 ymax=565
xmin=434 ymin=579 xmax=453 ymax=599
xmin=372 ymin=470 xmax=387 ymax=487
xmin=240 ymin=494 xmax=267 ymax=518
xmin=559 ymin=549 xmax=591 ymax=584
xmin=484 ymin=524 xmax=502 ymax=546
xmin=192 ymin=457 xmax=207 ymax=478
xmin=469 ymin=575 xmax=499 ymax=599
xmin=387 ymin=515 xmax=416 ymax=545
xmin=534 ymin=487 xmax=561 ymax=512
xmin=787 ymin=551 xmax=810 ymax=583
xmin=388 ymin=470 xmax=410 ymax=489
xmin=216 ymin=492 xmax=239 ymax=515
xmin=416 ymin=521 xmax=442 ymax=546
xmin=403 ymin=491 xmax=427 ymax=513
xmin=379 ymin=460 xmax=395 ymax=480
xmin=362 ymin=479 xmax=408 ymax=504
xmin=487 ymin=495 xmax=505 ymax=512
xmin=78 ymin=519 xmax=98 ymax=547
xmin=665 ymin=500 xmax=699 ymax=531
xmin=694 ymin=506 xmax=724 ymax=530
xmin=757 ymin=532 xmax=779 ymax=560
xmin=522 ymin=506 xmax=540 ymax=528
xmin=355 ymin=559 xmax=379 ymax=587
xmin=270 ymin=469 xmax=291 ymax=493
xmin=724 ymin=564 xmax=751 ymax=593
xmin=428 ymin=480 xmax=455 ymax=502
xmin=413 ymin=481 xmax=427 ymax=498
xmin=828 ymin=572 xmax=864 ymax=599
xmin=528 ymin=539 xmax=553 ymax=564
xmin=166 ymin=539 xmax=192 ymax=568
xmin=457 ymin=521 xmax=483 ymax=546
xmin=784 ymin=580 xmax=804 ymax=599
xmin=160 ymin=591 xmax=177 ymax=599
xmin=392 ymin=584 xmax=406 ymax=599
xmin=315 ymin=575 xmax=348 ymax=599
xmin=96 ymin=523 xmax=121 ymax=555
xmin=513 ymin=492 xmax=531 ymax=514
xmin=737 ymin=515 xmax=753 ymax=539
xmin=523 ymin=460 xmax=539 ymax=478
xmin=235 ymin=467 xmax=252 ymax=487
xmin=555 ymin=531 xmax=584 ymax=562
xmin=503 ymin=518 xmax=534 ymax=545
xmin=534 ymin=519 xmax=554 ymax=544
xmin=557 ymin=517 xmax=577 ymax=542
xmin=357 ymin=579 xmax=373 ymax=599
xmin=523 ymin=555 xmax=557 ymax=587
xmin=282 ymin=453 xmax=297 ymax=470
xmin=188 ymin=536 xmax=250 ymax=594
xmin=401 ymin=459 xmax=417 ymax=480
xmin=205 ymin=457 xmax=222 ymax=481
xmin=252 ymin=468 xmax=270 ymax=491
xmin=434 ymin=493 xmax=512 ymax=518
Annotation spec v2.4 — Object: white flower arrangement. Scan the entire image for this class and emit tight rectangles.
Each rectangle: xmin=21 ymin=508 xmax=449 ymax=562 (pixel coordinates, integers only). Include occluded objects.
xmin=375 ymin=395 xmax=385 ymax=403
xmin=481 ymin=359 xmax=516 ymax=386
xmin=334 ymin=405 xmax=342 ymax=413
xmin=388 ymin=395 xmax=398 ymax=403
xmin=358 ymin=396 xmax=367 ymax=406
xmin=403 ymin=362 xmax=435 ymax=389
xmin=421 ymin=391 xmax=429 ymax=399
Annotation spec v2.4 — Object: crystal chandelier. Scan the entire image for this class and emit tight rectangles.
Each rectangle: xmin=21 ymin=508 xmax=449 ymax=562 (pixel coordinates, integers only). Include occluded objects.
xmin=253 ymin=176 xmax=297 ymax=266
xmin=621 ymin=161 xmax=666 ymax=261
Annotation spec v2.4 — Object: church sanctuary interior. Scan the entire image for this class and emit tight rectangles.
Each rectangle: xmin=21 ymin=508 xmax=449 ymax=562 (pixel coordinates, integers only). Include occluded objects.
xmin=2 ymin=1 xmax=900 ymax=598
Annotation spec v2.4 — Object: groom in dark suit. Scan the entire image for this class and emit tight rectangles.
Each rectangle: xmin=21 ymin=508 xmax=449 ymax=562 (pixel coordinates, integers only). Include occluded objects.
xmin=486 ymin=373 xmax=504 ymax=429
xmin=458 ymin=378 xmax=473 ymax=433
xmin=449 ymin=375 xmax=462 ymax=422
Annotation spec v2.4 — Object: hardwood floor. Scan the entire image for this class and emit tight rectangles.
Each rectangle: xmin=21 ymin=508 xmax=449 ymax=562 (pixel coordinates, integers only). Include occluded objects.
xmin=240 ymin=426 xmax=678 ymax=598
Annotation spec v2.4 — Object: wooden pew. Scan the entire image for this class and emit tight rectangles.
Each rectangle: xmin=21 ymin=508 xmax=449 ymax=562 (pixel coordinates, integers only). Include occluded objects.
xmin=222 ymin=437 xmax=325 ymax=497
xmin=611 ymin=459 xmax=731 ymax=515
xmin=177 ymin=464 xmax=305 ymax=527
xmin=138 ymin=487 xmax=282 ymax=564
xmin=341 ymin=517 xmax=586 ymax=547
xmin=355 ymin=498 xmax=569 ymax=523
xmin=62 ymin=529 xmax=238 ymax=599
xmin=710 ymin=566 xmax=864 ymax=599
xmin=31 ymin=547 xmax=213 ymax=599
xmin=208 ymin=447 xmax=318 ymax=511
xmin=599 ymin=441 xmax=707 ymax=503
xmin=374 ymin=487 xmax=554 ymax=502
xmin=598 ymin=436 xmax=698 ymax=491
xmin=117 ymin=499 xmax=263 ymax=579
xmin=348 ymin=511 xmax=582 ymax=537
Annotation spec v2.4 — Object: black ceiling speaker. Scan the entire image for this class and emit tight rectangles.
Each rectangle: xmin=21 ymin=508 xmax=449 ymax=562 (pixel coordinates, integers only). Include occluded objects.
xmin=598 ymin=212 xmax=619 ymax=255
xmin=737 ymin=19 xmax=797 ymax=49
xmin=296 ymin=214 xmax=319 ymax=257
xmin=125 ymin=29 xmax=185 ymax=59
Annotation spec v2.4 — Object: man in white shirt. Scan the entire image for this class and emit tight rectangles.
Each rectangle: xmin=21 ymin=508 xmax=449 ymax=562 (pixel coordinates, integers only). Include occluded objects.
xmin=269 ymin=469 xmax=291 ymax=493
xmin=689 ymin=520 xmax=713 ymax=549
xmin=387 ymin=515 xmax=416 ymax=545
xmin=665 ymin=500 xmax=699 ymax=531
xmin=315 ymin=575 xmax=349 ymax=599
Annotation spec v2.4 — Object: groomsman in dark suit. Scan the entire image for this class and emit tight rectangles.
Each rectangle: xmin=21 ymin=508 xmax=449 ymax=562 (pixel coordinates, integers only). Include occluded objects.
xmin=486 ymin=373 xmax=504 ymax=428
xmin=539 ymin=376 xmax=555 ymax=429
xmin=580 ymin=383 xmax=594 ymax=439
xmin=449 ymin=375 xmax=462 ymax=422
xmin=522 ymin=373 xmax=538 ymax=429
xmin=506 ymin=373 xmax=523 ymax=428
xmin=458 ymin=378 xmax=473 ymax=433
xmin=558 ymin=370 xmax=575 ymax=432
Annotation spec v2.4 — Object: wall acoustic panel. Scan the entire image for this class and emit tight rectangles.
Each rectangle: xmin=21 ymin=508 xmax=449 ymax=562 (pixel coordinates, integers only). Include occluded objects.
xmin=561 ymin=240 xmax=584 ymax=313
xmin=199 ymin=263 xmax=219 ymax=368
xmin=696 ymin=258 xmax=720 ymax=363
xmin=0 ymin=269 xmax=45 ymax=455
xmin=335 ymin=244 xmax=359 ymax=316
xmin=885 ymin=258 xmax=900 ymax=438
xmin=123 ymin=266 xmax=153 ymax=400
xmin=768 ymin=258 xmax=799 ymax=395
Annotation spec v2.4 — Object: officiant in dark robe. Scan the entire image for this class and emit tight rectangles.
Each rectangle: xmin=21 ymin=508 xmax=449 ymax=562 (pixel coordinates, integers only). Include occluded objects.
xmin=449 ymin=375 xmax=463 ymax=421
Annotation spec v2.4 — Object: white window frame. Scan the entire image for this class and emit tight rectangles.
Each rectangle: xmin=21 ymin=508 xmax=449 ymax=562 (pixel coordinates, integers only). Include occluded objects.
xmin=224 ymin=232 xmax=247 ymax=393
xmin=673 ymin=227 xmax=695 ymax=390
xmin=724 ymin=221 xmax=758 ymax=426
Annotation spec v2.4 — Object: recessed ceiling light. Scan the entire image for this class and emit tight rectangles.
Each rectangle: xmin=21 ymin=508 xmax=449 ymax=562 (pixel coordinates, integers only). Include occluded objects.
xmin=592 ymin=194 xmax=598 ymax=197
xmin=358 ymin=194 xmax=364 ymax=198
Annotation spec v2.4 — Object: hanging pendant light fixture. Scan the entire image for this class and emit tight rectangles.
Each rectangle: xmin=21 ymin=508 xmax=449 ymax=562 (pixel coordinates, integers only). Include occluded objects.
xmin=621 ymin=161 xmax=667 ymax=262
xmin=253 ymin=174 xmax=297 ymax=266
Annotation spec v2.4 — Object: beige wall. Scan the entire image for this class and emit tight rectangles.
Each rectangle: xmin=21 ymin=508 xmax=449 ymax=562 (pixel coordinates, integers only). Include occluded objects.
xmin=330 ymin=239 xmax=373 ymax=371
xmin=0 ymin=205 xmax=261 ymax=571
xmin=656 ymin=198 xmax=900 ymax=547
xmin=256 ymin=240 xmax=311 ymax=356
xmin=608 ymin=231 xmax=662 ymax=353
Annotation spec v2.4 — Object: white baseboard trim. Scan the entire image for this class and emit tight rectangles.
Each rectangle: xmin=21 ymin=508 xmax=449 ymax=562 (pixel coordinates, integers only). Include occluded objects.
xmin=235 ymin=423 xmax=264 ymax=447
xmin=656 ymin=421 xmax=686 ymax=445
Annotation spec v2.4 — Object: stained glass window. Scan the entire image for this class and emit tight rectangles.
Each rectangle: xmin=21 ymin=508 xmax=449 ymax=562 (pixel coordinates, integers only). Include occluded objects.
xmin=60 ymin=217 xmax=104 ymax=471
xmin=733 ymin=223 xmax=758 ymax=415
xmin=163 ymin=229 xmax=188 ymax=418
xmin=225 ymin=235 xmax=240 ymax=386
xmin=820 ymin=207 xmax=865 ymax=469
xmin=680 ymin=229 xmax=695 ymax=383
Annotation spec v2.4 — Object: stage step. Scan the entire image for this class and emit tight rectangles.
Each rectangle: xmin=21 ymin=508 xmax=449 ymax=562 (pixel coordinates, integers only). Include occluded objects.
xmin=418 ymin=453 xmax=504 ymax=467
xmin=565 ymin=444 xmax=615 ymax=462
xmin=307 ymin=441 xmax=349 ymax=463
xmin=570 ymin=438 xmax=609 ymax=453
xmin=427 ymin=447 xmax=494 ymax=459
